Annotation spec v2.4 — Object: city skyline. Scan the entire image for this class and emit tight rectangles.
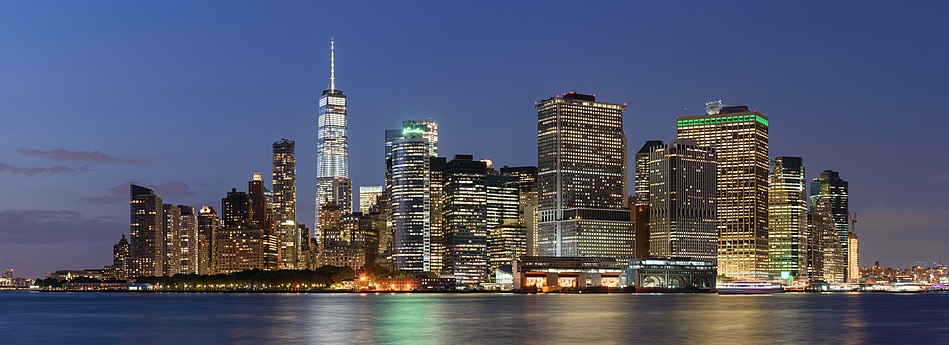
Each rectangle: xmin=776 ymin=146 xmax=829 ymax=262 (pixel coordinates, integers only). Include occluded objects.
xmin=2 ymin=2 xmax=948 ymax=277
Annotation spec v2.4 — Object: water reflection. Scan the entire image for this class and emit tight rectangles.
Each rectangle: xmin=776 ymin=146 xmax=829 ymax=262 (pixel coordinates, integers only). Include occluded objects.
xmin=0 ymin=291 xmax=944 ymax=344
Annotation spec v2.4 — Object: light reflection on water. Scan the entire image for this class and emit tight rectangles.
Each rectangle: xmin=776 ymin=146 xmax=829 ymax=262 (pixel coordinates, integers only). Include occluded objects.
xmin=1 ymin=291 xmax=943 ymax=344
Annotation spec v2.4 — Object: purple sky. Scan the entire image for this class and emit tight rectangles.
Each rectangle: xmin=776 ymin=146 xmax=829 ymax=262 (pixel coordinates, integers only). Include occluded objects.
xmin=1 ymin=1 xmax=947 ymax=278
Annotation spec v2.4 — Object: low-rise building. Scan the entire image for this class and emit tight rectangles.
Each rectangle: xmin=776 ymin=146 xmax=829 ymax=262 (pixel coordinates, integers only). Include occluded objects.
xmin=512 ymin=256 xmax=627 ymax=292
xmin=621 ymin=258 xmax=717 ymax=292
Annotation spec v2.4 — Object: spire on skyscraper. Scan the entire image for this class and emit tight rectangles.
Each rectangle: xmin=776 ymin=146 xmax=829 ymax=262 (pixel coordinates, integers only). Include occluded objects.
xmin=329 ymin=37 xmax=336 ymax=91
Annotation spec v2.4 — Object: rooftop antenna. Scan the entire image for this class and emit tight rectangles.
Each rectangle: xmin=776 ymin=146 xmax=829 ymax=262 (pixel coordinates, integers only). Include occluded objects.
xmin=329 ymin=37 xmax=336 ymax=90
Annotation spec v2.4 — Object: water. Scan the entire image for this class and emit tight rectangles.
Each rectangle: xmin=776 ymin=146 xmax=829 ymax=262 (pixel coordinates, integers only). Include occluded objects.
xmin=1 ymin=291 xmax=947 ymax=344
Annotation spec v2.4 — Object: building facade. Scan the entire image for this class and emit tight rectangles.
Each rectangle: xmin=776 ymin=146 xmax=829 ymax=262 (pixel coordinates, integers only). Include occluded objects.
xmin=358 ymin=186 xmax=384 ymax=215
xmin=443 ymin=155 xmax=489 ymax=285
xmin=647 ymin=139 xmax=718 ymax=263
xmin=272 ymin=138 xmax=302 ymax=269
xmin=129 ymin=184 xmax=163 ymax=278
xmin=676 ymin=101 xmax=770 ymax=279
xmin=390 ymin=135 xmax=431 ymax=271
xmin=634 ymin=140 xmax=665 ymax=259
xmin=768 ymin=156 xmax=809 ymax=281
xmin=316 ymin=38 xmax=352 ymax=241
xmin=810 ymin=170 xmax=850 ymax=278
xmin=536 ymin=92 xmax=635 ymax=261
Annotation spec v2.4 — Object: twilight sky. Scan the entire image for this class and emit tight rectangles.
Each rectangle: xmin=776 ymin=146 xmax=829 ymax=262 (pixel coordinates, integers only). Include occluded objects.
xmin=1 ymin=1 xmax=947 ymax=278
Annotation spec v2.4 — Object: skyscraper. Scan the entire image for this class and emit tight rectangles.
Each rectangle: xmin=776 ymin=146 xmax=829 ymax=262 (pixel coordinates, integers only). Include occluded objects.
xmin=129 ymin=184 xmax=163 ymax=278
xmin=634 ymin=140 xmax=665 ymax=259
xmin=810 ymin=170 xmax=850 ymax=277
xmin=248 ymin=173 xmax=273 ymax=234
xmin=443 ymin=155 xmax=489 ymax=285
xmin=647 ymin=139 xmax=718 ymax=263
xmin=384 ymin=120 xmax=440 ymax=269
xmin=536 ymin=92 xmax=635 ymax=261
xmin=358 ymin=186 xmax=383 ymax=215
xmin=112 ymin=234 xmax=129 ymax=280
xmin=676 ymin=101 xmax=770 ymax=279
xmin=848 ymin=230 xmax=859 ymax=283
xmin=316 ymin=38 xmax=351 ymax=240
xmin=272 ymin=138 xmax=301 ymax=269
xmin=499 ymin=166 xmax=538 ymax=256
xmin=161 ymin=204 xmax=182 ymax=276
xmin=197 ymin=206 xmax=219 ymax=275
xmin=811 ymin=199 xmax=844 ymax=283
xmin=222 ymin=188 xmax=250 ymax=228
xmin=635 ymin=140 xmax=665 ymax=207
xmin=390 ymin=135 xmax=431 ymax=271
xmin=768 ymin=156 xmax=808 ymax=281
xmin=177 ymin=205 xmax=199 ymax=274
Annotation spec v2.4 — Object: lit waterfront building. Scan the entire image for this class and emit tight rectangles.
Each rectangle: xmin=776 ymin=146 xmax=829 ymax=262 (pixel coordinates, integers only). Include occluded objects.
xmin=110 ymin=234 xmax=130 ymax=280
xmin=248 ymin=173 xmax=273 ymax=234
xmin=647 ymin=139 xmax=718 ymax=263
xmin=129 ymin=184 xmax=163 ymax=277
xmin=359 ymin=186 xmax=383 ymax=215
xmin=177 ymin=205 xmax=199 ymax=274
xmin=272 ymin=138 xmax=302 ymax=269
xmin=768 ymin=156 xmax=809 ymax=281
xmin=488 ymin=223 xmax=527 ymax=273
xmin=811 ymin=199 xmax=844 ymax=283
xmin=222 ymin=188 xmax=250 ymax=228
xmin=676 ymin=101 xmax=770 ymax=279
xmin=384 ymin=120 xmax=439 ymax=268
xmin=635 ymin=140 xmax=665 ymax=207
xmin=390 ymin=134 xmax=431 ymax=271
xmin=315 ymin=38 xmax=352 ymax=240
xmin=848 ymin=230 xmax=859 ymax=283
xmin=810 ymin=170 xmax=850 ymax=278
xmin=499 ymin=166 xmax=538 ymax=256
xmin=634 ymin=140 xmax=665 ymax=259
xmin=196 ymin=206 xmax=219 ymax=275
xmin=535 ymin=92 xmax=635 ymax=261
xmin=212 ymin=227 xmax=279 ymax=274
xmin=161 ymin=204 xmax=181 ymax=276
xmin=443 ymin=155 xmax=489 ymax=285
xmin=429 ymin=157 xmax=447 ymax=273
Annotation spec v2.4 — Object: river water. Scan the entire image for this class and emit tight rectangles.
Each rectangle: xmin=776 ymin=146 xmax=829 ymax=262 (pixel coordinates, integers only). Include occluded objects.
xmin=1 ymin=291 xmax=946 ymax=344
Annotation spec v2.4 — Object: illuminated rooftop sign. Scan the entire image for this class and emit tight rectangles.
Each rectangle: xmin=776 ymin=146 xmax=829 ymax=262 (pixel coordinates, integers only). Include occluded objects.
xmin=677 ymin=114 xmax=769 ymax=127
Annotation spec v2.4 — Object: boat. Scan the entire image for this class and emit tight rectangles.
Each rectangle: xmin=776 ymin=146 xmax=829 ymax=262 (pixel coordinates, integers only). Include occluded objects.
xmin=716 ymin=281 xmax=785 ymax=294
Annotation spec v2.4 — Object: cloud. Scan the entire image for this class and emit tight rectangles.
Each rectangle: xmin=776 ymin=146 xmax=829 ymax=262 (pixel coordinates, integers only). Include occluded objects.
xmin=0 ymin=161 xmax=94 ymax=176
xmin=151 ymin=181 xmax=196 ymax=198
xmin=0 ymin=209 xmax=123 ymax=244
xmin=78 ymin=181 xmax=196 ymax=205
xmin=16 ymin=148 xmax=152 ymax=165
xmin=929 ymin=171 xmax=949 ymax=183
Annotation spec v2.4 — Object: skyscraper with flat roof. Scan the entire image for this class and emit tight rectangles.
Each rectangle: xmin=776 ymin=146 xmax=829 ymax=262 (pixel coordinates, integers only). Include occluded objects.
xmin=359 ymin=186 xmax=383 ymax=215
xmin=768 ymin=156 xmax=808 ymax=281
xmin=129 ymin=184 xmax=163 ymax=277
xmin=676 ymin=101 xmax=770 ymax=279
xmin=810 ymin=170 xmax=850 ymax=277
xmin=390 ymin=135 xmax=431 ymax=271
xmin=634 ymin=140 xmax=665 ymax=259
xmin=647 ymin=139 xmax=717 ymax=263
xmin=443 ymin=155 xmax=489 ymax=285
xmin=536 ymin=92 xmax=635 ymax=261
xmin=273 ymin=139 xmax=301 ymax=269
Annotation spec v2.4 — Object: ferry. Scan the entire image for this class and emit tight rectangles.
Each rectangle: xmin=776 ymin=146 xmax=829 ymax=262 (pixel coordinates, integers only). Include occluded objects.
xmin=717 ymin=281 xmax=785 ymax=294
